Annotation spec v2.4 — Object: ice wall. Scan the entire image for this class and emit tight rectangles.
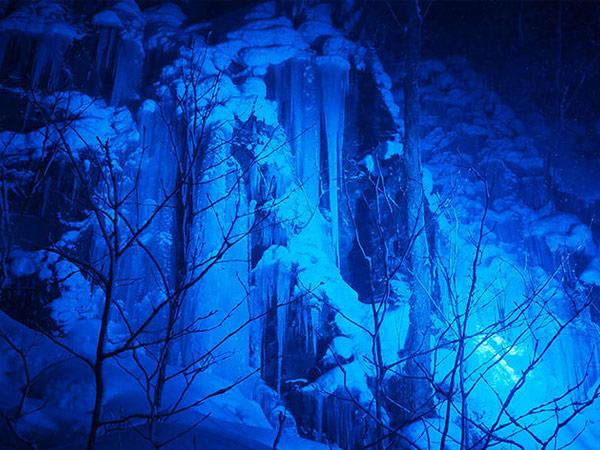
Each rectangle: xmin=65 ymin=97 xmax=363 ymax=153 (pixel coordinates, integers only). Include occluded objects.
xmin=0 ymin=1 xmax=80 ymax=90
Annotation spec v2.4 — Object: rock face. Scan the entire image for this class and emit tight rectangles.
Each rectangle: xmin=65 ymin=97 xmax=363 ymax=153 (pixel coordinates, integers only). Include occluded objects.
xmin=1 ymin=1 xmax=600 ymax=449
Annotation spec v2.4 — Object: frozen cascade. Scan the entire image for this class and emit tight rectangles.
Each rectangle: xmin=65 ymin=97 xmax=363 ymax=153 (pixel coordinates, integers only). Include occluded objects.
xmin=95 ymin=29 xmax=118 ymax=73
xmin=247 ymin=129 xmax=301 ymax=251
xmin=0 ymin=35 xmax=6 ymax=71
xmin=0 ymin=33 xmax=72 ymax=90
xmin=270 ymin=58 xmax=322 ymax=210
xmin=288 ymin=386 xmax=376 ymax=448
xmin=276 ymin=278 xmax=288 ymax=390
xmin=268 ymin=56 xmax=349 ymax=266
xmin=137 ymin=99 xmax=177 ymax=207
xmin=92 ymin=2 xmax=145 ymax=106
xmin=251 ymin=245 xmax=295 ymax=389
xmin=558 ymin=327 xmax=600 ymax=400
xmin=31 ymin=37 xmax=70 ymax=89
xmin=315 ymin=394 xmax=323 ymax=442
xmin=106 ymin=102 xmax=175 ymax=336
xmin=109 ymin=33 xmax=144 ymax=106
xmin=137 ymin=99 xmax=176 ymax=290
xmin=309 ymin=299 xmax=319 ymax=357
xmin=105 ymin=101 xmax=174 ymax=330
xmin=0 ymin=1 xmax=80 ymax=90
xmin=178 ymin=130 xmax=251 ymax=376
xmin=318 ymin=56 xmax=349 ymax=266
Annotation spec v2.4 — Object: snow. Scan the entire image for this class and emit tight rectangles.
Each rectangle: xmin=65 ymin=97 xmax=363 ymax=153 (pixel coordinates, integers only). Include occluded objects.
xmin=0 ymin=313 xmax=328 ymax=450
xmin=528 ymin=211 xmax=596 ymax=257
xmin=242 ymin=46 xmax=309 ymax=76
xmin=306 ymin=361 xmax=373 ymax=406
xmin=241 ymin=76 xmax=268 ymax=99
xmin=228 ymin=25 xmax=307 ymax=50
xmin=419 ymin=59 xmax=447 ymax=82
xmin=581 ymin=257 xmax=600 ymax=286
xmin=326 ymin=337 xmax=354 ymax=361
xmin=8 ymin=250 xmax=38 ymax=277
xmin=297 ymin=18 xmax=339 ymax=45
xmin=51 ymin=260 xmax=102 ymax=329
xmin=244 ymin=17 xmax=294 ymax=31
xmin=92 ymin=11 xmax=123 ymax=28
xmin=383 ymin=134 xmax=404 ymax=159
xmin=322 ymin=36 xmax=361 ymax=60
xmin=143 ymin=2 xmax=186 ymax=28
xmin=92 ymin=1 xmax=145 ymax=105
xmin=244 ymin=2 xmax=277 ymax=21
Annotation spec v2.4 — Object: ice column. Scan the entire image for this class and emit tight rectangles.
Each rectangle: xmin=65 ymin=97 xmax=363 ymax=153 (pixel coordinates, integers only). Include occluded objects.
xmin=270 ymin=56 xmax=349 ymax=265
xmin=271 ymin=57 xmax=321 ymax=211
xmin=318 ymin=56 xmax=349 ymax=266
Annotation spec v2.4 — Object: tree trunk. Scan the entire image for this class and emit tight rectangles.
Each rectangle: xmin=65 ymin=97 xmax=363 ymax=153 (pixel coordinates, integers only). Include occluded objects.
xmin=402 ymin=0 xmax=432 ymax=418
xmin=87 ymin=253 xmax=115 ymax=450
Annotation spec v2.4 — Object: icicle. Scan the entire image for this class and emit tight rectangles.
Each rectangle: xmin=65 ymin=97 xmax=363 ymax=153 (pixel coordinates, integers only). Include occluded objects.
xmin=293 ymin=59 xmax=321 ymax=207
xmin=275 ymin=262 xmax=292 ymax=390
xmin=21 ymin=101 xmax=32 ymax=132
xmin=318 ymin=56 xmax=349 ymax=266
xmin=96 ymin=28 xmax=117 ymax=71
xmin=137 ymin=100 xmax=175 ymax=219
xmin=303 ymin=298 xmax=310 ymax=355
xmin=272 ymin=57 xmax=321 ymax=209
xmin=110 ymin=36 xmax=143 ymax=106
xmin=315 ymin=393 xmax=323 ymax=442
xmin=249 ymin=164 xmax=262 ymax=200
xmin=41 ymin=174 xmax=50 ymax=217
xmin=276 ymin=291 xmax=286 ymax=390
xmin=0 ymin=35 xmax=7 ymax=72
xmin=31 ymin=39 xmax=49 ymax=89
xmin=94 ymin=18 xmax=143 ymax=106
xmin=15 ymin=36 xmax=32 ymax=75
xmin=47 ymin=42 xmax=63 ymax=90
xmin=311 ymin=304 xmax=319 ymax=357
xmin=28 ymin=37 xmax=67 ymax=89
xmin=251 ymin=246 xmax=294 ymax=389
